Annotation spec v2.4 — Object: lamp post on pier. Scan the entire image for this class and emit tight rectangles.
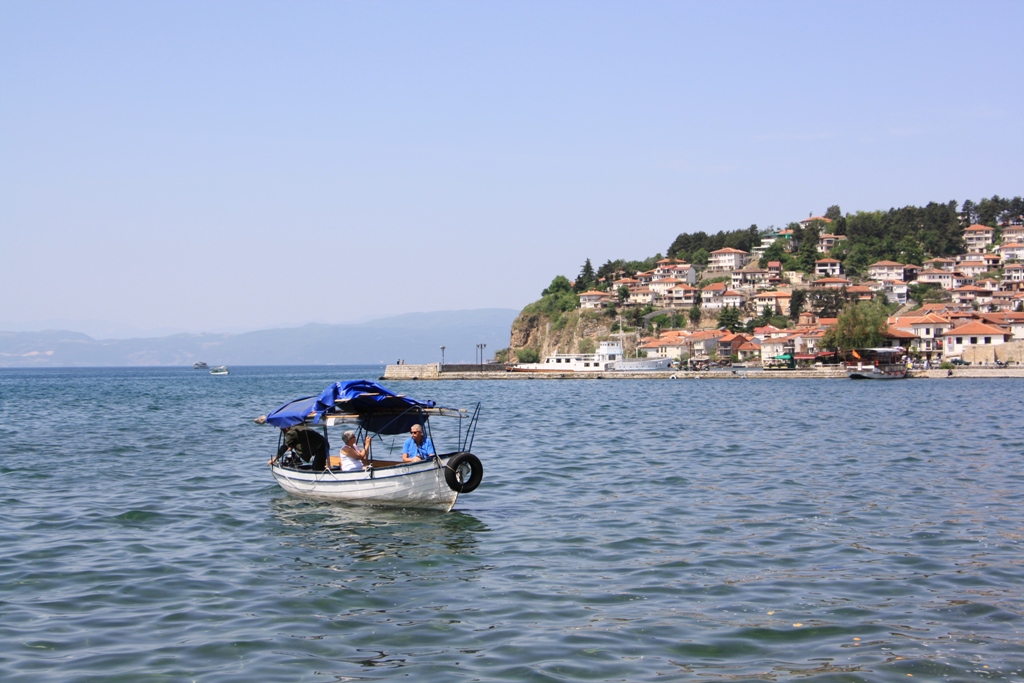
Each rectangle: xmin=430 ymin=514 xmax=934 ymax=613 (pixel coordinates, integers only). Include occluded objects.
xmin=440 ymin=346 xmax=445 ymax=369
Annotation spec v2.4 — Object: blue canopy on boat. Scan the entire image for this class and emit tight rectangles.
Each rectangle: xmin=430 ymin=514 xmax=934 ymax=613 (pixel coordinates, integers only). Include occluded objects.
xmin=264 ymin=395 xmax=319 ymax=428
xmin=264 ymin=380 xmax=438 ymax=434
xmin=315 ymin=380 xmax=436 ymax=434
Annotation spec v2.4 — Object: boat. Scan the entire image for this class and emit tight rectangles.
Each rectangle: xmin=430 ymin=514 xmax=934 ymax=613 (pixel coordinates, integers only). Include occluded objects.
xmin=844 ymin=348 xmax=908 ymax=379
xmin=193 ymin=361 xmax=208 ymax=370
xmin=210 ymin=366 xmax=229 ymax=375
xmin=512 ymin=340 xmax=673 ymax=372
xmin=257 ymin=380 xmax=483 ymax=512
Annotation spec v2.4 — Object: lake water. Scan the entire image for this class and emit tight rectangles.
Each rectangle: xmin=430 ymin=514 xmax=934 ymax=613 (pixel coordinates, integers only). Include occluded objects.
xmin=2 ymin=366 xmax=1023 ymax=681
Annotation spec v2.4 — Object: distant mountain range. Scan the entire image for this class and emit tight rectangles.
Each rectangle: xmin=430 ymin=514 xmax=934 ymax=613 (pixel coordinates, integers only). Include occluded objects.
xmin=0 ymin=309 xmax=519 ymax=367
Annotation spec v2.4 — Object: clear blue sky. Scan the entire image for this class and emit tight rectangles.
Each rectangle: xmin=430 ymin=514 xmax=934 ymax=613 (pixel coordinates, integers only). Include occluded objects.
xmin=2 ymin=1 xmax=1021 ymax=336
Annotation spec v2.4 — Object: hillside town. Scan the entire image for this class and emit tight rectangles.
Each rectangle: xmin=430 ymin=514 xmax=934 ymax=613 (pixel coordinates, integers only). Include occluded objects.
xmin=572 ymin=214 xmax=1024 ymax=368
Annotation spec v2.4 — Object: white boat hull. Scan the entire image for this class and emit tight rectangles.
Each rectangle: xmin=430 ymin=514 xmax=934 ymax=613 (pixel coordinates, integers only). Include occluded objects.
xmin=271 ymin=454 xmax=460 ymax=512
xmin=846 ymin=363 xmax=907 ymax=379
xmin=611 ymin=358 xmax=674 ymax=371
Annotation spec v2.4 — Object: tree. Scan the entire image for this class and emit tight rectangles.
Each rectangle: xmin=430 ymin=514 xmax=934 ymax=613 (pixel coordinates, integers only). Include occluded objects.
xmin=797 ymin=223 xmax=820 ymax=273
xmin=759 ymin=238 xmax=788 ymax=268
xmin=516 ymin=348 xmax=540 ymax=363
xmin=717 ymin=305 xmax=743 ymax=333
xmin=908 ymin=282 xmax=945 ymax=306
xmin=573 ymin=259 xmax=597 ymax=293
xmin=808 ymin=288 xmax=848 ymax=317
xmin=617 ymin=285 xmax=630 ymax=305
xmin=820 ymin=300 xmax=891 ymax=351
xmin=825 ymin=205 xmax=842 ymax=221
xmin=789 ymin=289 xmax=807 ymax=321
xmin=692 ymin=248 xmax=710 ymax=266
xmin=689 ymin=305 xmax=702 ymax=327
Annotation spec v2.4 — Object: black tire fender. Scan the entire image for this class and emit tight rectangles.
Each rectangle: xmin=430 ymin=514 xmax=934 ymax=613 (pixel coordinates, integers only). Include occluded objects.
xmin=444 ymin=452 xmax=483 ymax=493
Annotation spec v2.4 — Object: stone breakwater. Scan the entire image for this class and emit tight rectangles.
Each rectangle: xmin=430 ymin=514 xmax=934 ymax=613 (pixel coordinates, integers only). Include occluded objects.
xmin=383 ymin=364 xmax=1024 ymax=381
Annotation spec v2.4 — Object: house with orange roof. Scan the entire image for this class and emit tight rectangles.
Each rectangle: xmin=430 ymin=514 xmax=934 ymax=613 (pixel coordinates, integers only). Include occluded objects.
xmin=640 ymin=334 xmax=688 ymax=360
xmin=845 ymin=284 xmax=875 ymax=301
xmin=700 ymin=282 xmax=729 ymax=310
xmin=628 ymin=287 xmax=655 ymax=306
xmin=924 ymin=257 xmax=956 ymax=272
xmin=976 ymin=277 xmax=1000 ymax=291
xmin=989 ymin=291 xmax=1017 ymax=311
xmin=940 ymin=320 xmax=1012 ymax=358
xmin=976 ymin=312 xmax=1024 ymax=338
xmin=716 ymin=332 xmax=752 ymax=359
xmin=800 ymin=216 xmax=833 ymax=227
xmin=635 ymin=271 xmax=654 ymax=286
xmin=815 ymin=258 xmax=843 ymax=277
xmin=685 ymin=330 xmax=727 ymax=359
xmin=964 ymin=224 xmax=995 ymax=252
xmin=735 ymin=338 xmax=762 ymax=362
xmin=722 ymin=289 xmax=746 ymax=310
xmin=951 ymin=285 xmax=994 ymax=307
xmin=731 ymin=265 xmax=774 ymax=289
xmin=812 ymin=276 xmax=851 ymax=289
xmin=612 ymin=277 xmax=640 ymax=292
xmin=999 ymin=243 xmax=1024 ymax=263
xmin=918 ymin=269 xmax=975 ymax=290
xmin=883 ymin=326 xmax=920 ymax=350
xmin=666 ymin=285 xmax=699 ymax=309
xmin=752 ymin=290 xmax=792 ymax=316
xmin=955 ymin=259 xmax=989 ymax=277
xmin=890 ymin=313 xmax=953 ymax=358
xmin=867 ymin=260 xmax=905 ymax=282
xmin=579 ymin=290 xmax=611 ymax=310
xmin=818 ymin=233 xmax=846 ymax=252
xmin=649 ymin=277 xmax=684 ymax=298
xmin=760 ymin=333 xmax=811 ymax=366
xmin=706 ymin=247 xmax=750 ymax=273
xmin=1002 ymin=224 xmax=1024 ymax=243
xmin=1003 ymin=263 xmax=1024 ymax=290
xmin=654 ymin=261 xmax=696 ymax=283
xmin=751 ymin=324 xmax=787 ymax=341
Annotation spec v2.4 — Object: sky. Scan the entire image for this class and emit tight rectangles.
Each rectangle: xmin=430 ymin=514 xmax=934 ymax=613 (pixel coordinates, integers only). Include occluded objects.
xmin=2 ymin=1 xmax=1022 ymax=337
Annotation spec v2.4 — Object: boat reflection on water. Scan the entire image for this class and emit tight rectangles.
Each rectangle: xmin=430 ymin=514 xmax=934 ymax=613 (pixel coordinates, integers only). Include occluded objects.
xmin=268 ymin=497 xmax=488 ymax=567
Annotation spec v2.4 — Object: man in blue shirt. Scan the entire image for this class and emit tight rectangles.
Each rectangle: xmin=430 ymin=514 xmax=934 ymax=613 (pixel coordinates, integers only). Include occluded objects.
xmin=402 ymin=424 xmax=435 ymax=463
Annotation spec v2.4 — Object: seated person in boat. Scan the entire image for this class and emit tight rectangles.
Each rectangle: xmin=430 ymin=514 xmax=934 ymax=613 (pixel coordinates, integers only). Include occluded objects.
xmin=402 ymin=424 xmax=436 ymax=463
xmin=332 ymin=430 xmax=402 ymax=471
xmin=269 ymin=425 xmax=328 ymax=470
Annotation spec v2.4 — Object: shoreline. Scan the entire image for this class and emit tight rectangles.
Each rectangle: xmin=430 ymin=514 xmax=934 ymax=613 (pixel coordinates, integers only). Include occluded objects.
xmin=383 ymin=364 xmax=1024 ymax=381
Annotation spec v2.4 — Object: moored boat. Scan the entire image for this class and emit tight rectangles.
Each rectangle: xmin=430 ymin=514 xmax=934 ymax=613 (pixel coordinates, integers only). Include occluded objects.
xmin=513 ymin=340 xmax=673 ymax=372
xmin=257 ymin=380 xmax=483 ymax=512
xmin=845 ymin=348 xmax=908 ymax=379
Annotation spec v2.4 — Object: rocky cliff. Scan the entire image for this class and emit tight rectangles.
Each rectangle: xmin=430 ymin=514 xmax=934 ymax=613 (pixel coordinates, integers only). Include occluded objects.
xmin=507 ymin=310 xmax=638 ymax=362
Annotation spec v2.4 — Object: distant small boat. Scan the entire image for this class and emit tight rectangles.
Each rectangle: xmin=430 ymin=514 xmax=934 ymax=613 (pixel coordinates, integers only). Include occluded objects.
xmin=193 ymin=362 xmax=208 ymax=370
xmin=210 ymin=366 xmax=229 ymax=375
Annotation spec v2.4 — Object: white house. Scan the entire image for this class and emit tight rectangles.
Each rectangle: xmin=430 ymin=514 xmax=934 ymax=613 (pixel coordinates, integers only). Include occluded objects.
xmin=578 ymin=291 xmax=610 ymax=310
xmin=964 ymin=224 xmax=995 ymax=253
xmin=815 ymin=258 xmax=843 ymax=277
xmin=999 ymin=243 xmax=1024 ymax=263
xmin=707 ymin=248 xmax=750 ymax=273
xmin=867 ymin=261 xmax=905 ymax=282
xmin=941 ymin=321 xmax=1011 ymax=358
